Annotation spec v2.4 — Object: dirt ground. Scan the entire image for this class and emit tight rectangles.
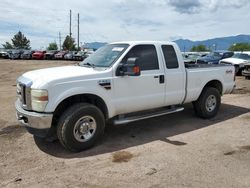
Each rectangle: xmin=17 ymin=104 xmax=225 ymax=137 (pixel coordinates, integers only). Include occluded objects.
xmin=0 ymin=59 xmax=250 ymax=188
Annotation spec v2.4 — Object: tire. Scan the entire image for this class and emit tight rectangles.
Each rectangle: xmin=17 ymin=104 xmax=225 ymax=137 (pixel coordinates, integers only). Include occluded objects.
xmin=193 ymin=87 xmax=221 ymax=119
xmin=57 ymin=103 xmax=105 ymax=152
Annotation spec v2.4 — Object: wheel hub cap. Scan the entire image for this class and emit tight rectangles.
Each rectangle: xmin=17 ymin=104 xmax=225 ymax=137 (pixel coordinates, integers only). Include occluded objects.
xmin=206 ymin=95 xmax=217 ymax=112
xmin=73 ymin=116 xmax=97 ymax=142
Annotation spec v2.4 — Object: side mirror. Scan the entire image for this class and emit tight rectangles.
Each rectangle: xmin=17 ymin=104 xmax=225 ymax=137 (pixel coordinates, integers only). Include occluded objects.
xmin=117 ymin=57 xmax=141 ymax=76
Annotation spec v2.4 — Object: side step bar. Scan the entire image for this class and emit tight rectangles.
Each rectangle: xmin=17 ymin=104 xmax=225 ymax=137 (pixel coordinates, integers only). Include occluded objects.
xmin=113 ymin=107 xmax=184 ymax=125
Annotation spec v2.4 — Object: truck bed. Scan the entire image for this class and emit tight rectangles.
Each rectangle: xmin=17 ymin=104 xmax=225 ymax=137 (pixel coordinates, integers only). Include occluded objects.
xmin=184 ymin=63 xmax=235 ymax=104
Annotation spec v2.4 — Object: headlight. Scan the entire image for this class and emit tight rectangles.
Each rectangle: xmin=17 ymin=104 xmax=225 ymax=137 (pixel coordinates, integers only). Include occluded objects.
xmin=31 ymin=89 xmax=48 ymax=112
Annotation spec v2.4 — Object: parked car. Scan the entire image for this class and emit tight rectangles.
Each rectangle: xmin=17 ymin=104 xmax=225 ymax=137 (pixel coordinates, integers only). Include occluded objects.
xmin=44 ymin=50 xmax=58 ymax=60
xmin=21 ymin=50 xmax=34 ymax=60
xmin=32 ymin=51 xmax=46 ymax=60
xmin=15 ymin=41 xmax=235 ymax=152
xmin=84 ymin=51 xmax=94 ymax=58
xmin=219 ymin=53 xmax=250 ymax=75
xmin=64 ymin=51 xmax=77 ymax=60
xmin=73 ymin=51 xmax=86 ymax=61
xmin=183 ymin=53 xmax=202 ymax=64
xmin=9 ymin=49 xmax=24 ymax=60
xmin=197 ymin=51 xmax=234 ymax=64
xmin=54 ymin=51 xmax=67 ymax=59
xmin=242 ymin=63 xmax=250 ymax=79
xmin=0 ymin=50 xmax=9 ymax=59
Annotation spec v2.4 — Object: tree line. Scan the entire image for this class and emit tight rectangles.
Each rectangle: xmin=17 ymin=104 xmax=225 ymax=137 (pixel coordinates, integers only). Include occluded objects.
xmin=190 ymin=43 xmax=250 ymax=52
xmin=2 ymin=31 xmax=79 ymax=51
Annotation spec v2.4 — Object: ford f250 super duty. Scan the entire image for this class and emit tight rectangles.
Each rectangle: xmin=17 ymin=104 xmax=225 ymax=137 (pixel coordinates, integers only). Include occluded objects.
xmin=15 ymin=41 xmax=235 ymax=151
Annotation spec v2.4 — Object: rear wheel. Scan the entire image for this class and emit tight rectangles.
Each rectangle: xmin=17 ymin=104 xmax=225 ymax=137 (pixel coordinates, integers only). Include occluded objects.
xmin=57 ymin=103 xmax=105 ymax=152
xmin=193 ymin=87 xmax=221 ymax=119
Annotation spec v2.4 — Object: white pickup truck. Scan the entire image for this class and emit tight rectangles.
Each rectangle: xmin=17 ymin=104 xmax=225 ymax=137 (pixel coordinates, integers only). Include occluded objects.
xmin=16 ymin=41 xmax=235 ymax=151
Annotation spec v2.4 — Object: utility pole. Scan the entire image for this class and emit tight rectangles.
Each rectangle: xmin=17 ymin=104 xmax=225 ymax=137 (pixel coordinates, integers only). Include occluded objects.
xmin=77 ymin=13 xmax=80 ymax=51
xmin=59 ymin=32 xmax=61 ymax=50
xmin=69 ymin=10 xmax=72 ymax=37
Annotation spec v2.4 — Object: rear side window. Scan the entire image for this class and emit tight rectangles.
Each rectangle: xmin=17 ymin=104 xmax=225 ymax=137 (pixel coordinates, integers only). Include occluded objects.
xmin=162 ymin=45 xmax=179 ymax=69
xmin=123 ymin=45 xmax=159 ymax=71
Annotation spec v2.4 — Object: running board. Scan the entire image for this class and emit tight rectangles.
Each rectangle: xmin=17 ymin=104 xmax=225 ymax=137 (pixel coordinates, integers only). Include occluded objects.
xmin=113 ymin=107 xmax=184 ymax=125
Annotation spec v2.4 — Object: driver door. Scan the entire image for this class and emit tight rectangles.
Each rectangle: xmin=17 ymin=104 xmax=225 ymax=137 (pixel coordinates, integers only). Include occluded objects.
xmin=112 ymin=44 xmax=165 ymax=115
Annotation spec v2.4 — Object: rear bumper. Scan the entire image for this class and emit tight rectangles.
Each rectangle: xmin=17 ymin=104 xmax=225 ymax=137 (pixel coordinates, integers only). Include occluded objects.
xmin=15 ymin=100 xmax=53 ymax=137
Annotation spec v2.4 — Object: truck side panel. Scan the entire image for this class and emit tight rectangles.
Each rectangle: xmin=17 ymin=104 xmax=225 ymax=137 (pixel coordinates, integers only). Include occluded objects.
xmin=184 ymin=66 xmax=235 ymax=103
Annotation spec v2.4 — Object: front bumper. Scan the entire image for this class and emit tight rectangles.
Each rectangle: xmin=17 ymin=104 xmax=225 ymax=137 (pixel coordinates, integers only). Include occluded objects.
xmin=242 ymin=69 xmax=250 ymax=76
xmin=15 ymin=100 xmax=53 ymax=137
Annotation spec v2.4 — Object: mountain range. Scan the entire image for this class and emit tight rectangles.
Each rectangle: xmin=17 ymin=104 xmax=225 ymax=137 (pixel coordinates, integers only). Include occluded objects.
xmin=174 ymin=34 xmax=250 ymax=52
xmin=85 ymin=34 xmax=250 ymax=51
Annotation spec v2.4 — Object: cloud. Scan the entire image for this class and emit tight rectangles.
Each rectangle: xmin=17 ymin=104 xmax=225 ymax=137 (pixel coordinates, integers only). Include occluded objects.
xmin=167 ymin=0 xmax=250 ymax=14
xmin=168 ymin=0 xmax=202 ymax=14
xmin=0 ymin=0 xmax=249 ymax=48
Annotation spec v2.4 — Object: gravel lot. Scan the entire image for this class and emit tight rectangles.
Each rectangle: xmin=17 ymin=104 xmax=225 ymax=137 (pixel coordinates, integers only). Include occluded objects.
xmin=0 ymin=59 xmax=250 ymax=188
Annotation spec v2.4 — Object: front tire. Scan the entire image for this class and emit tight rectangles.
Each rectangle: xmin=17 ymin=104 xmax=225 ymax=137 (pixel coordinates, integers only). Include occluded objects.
xmin=57 ymin=103 xmax=105 ymax=152
xmin=193 ymin=87 xmax=221 ymax=119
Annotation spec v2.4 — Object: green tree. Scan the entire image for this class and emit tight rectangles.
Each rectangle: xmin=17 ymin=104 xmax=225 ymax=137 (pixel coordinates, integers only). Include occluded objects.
xmin=190 ymin=44 xmax=209 ymax=52
xmin=47 ymin=42 xmax=58 ymax=50
xmin=62 ymin=35 xmax=76 ymax=50
xmin=2 ymin=42 xmax=13 ymax=49
xmin=228 ymin=43 xmax=250 ymax=51
xmin=11 ymin=31 xmax=30 ymax=49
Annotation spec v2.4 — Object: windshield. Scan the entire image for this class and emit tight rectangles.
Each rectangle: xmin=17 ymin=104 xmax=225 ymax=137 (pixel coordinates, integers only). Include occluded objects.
xmin=79 ymin=44 xmax=129 ymax=67
xmin=232 ymin=53 xmax=250 ymax=60
xmin=209 ymin=52 xmax=223 ymax=58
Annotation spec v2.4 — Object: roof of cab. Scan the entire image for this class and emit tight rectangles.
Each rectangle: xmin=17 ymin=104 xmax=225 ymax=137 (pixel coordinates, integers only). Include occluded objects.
xmin=110 ymin=41 xmax=176 ymax=45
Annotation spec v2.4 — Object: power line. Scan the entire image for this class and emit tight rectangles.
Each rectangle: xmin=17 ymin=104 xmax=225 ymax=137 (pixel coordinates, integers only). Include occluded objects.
xmin=77 ymin=13 xmax=80 ymax=50
xmin=59 ymin=32 xmax=61 ymax=50
xmin=69 ymin=9 xmax=72 ymax=37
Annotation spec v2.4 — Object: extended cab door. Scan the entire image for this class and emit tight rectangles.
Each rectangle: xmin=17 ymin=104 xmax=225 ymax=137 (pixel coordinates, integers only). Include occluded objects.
xmin=161 ymin=45 xmax=186 ymax=105
xmin=112 ymin=44 xmax=166 ymax=115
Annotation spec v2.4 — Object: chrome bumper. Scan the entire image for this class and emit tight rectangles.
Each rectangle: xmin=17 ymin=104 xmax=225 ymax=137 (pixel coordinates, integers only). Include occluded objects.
xmin=15 ymin=100 xmax=53 ymax=129
xmin=242 ymin=70 xmax=250 ymax=76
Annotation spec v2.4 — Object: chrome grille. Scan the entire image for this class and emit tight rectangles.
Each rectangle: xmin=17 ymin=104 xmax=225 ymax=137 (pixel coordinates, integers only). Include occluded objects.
xmin=16 ymin=76 xmax=32 ymax=110
xmin=220 ymin=61 xmax=232 ymax=65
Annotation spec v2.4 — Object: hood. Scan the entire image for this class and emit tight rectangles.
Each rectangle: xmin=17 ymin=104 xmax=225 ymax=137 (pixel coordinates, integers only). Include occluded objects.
xmin=21 ymin=65 xmax=104 ymax=88
xmin=221 ymin=57 xmax=249 ymax=65
xmin=33 ymin=52 xmax=43 ymax=55
xmin=199 ymin=55 xmax=221 ymax=62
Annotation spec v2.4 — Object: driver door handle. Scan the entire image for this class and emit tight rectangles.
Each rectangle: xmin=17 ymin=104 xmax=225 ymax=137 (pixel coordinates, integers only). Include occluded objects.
xmin=154 ymin=75 xmax=165 ymax=84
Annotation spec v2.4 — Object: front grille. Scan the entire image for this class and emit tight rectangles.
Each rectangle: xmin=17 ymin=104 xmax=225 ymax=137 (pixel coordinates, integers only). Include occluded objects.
xmin=17 ymin=78 xmax=32 ymax=110
xmin=196 ymin=59 xmax=205 ymax=64
xmin=21 ymin=83 xmax=26 ymax=105
xmin=220 ymin=61 xmax=232 ymax=65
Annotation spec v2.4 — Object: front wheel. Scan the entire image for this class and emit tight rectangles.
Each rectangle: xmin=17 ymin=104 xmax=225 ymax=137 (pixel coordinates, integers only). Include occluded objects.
xmin=57 ymin=103 xmax=105 ymax=152
xmin=193 ymin=87 xmax=221 ymax=119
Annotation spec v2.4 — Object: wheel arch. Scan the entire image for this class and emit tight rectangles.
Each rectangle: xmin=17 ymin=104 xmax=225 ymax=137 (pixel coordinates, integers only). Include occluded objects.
xmin=52 ymin=94 xmax=109 ymax=127
xmin=203 ymin=80 xmax=223 ymax=95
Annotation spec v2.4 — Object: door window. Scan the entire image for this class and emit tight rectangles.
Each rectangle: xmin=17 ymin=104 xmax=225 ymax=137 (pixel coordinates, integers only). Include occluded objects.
xmin=162 ymin=45 xmax=179 ymax=69
xmin=122 ymin=45 xmax=159 ymax=71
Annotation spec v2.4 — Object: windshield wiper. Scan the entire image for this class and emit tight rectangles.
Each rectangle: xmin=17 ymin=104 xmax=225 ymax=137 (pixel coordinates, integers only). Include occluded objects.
xmin=82 ymin=62 xmax=96 ymax=68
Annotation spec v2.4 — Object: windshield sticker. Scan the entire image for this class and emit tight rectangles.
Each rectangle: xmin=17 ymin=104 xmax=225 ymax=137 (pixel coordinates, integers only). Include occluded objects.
xmin=112 ymin=47 xmax=124 ymax=52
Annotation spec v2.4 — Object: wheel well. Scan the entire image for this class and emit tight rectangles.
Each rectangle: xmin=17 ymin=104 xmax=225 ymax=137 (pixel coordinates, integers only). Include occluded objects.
xmin=52 ymin=94 xmax=109 ymax=126
xmin=203 ymin=80 xmax=223 ymax=95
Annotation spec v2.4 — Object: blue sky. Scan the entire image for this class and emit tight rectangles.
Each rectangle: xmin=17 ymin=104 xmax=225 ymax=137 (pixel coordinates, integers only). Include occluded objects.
xmin=0 ymin=0 xmax=250 ymax=49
